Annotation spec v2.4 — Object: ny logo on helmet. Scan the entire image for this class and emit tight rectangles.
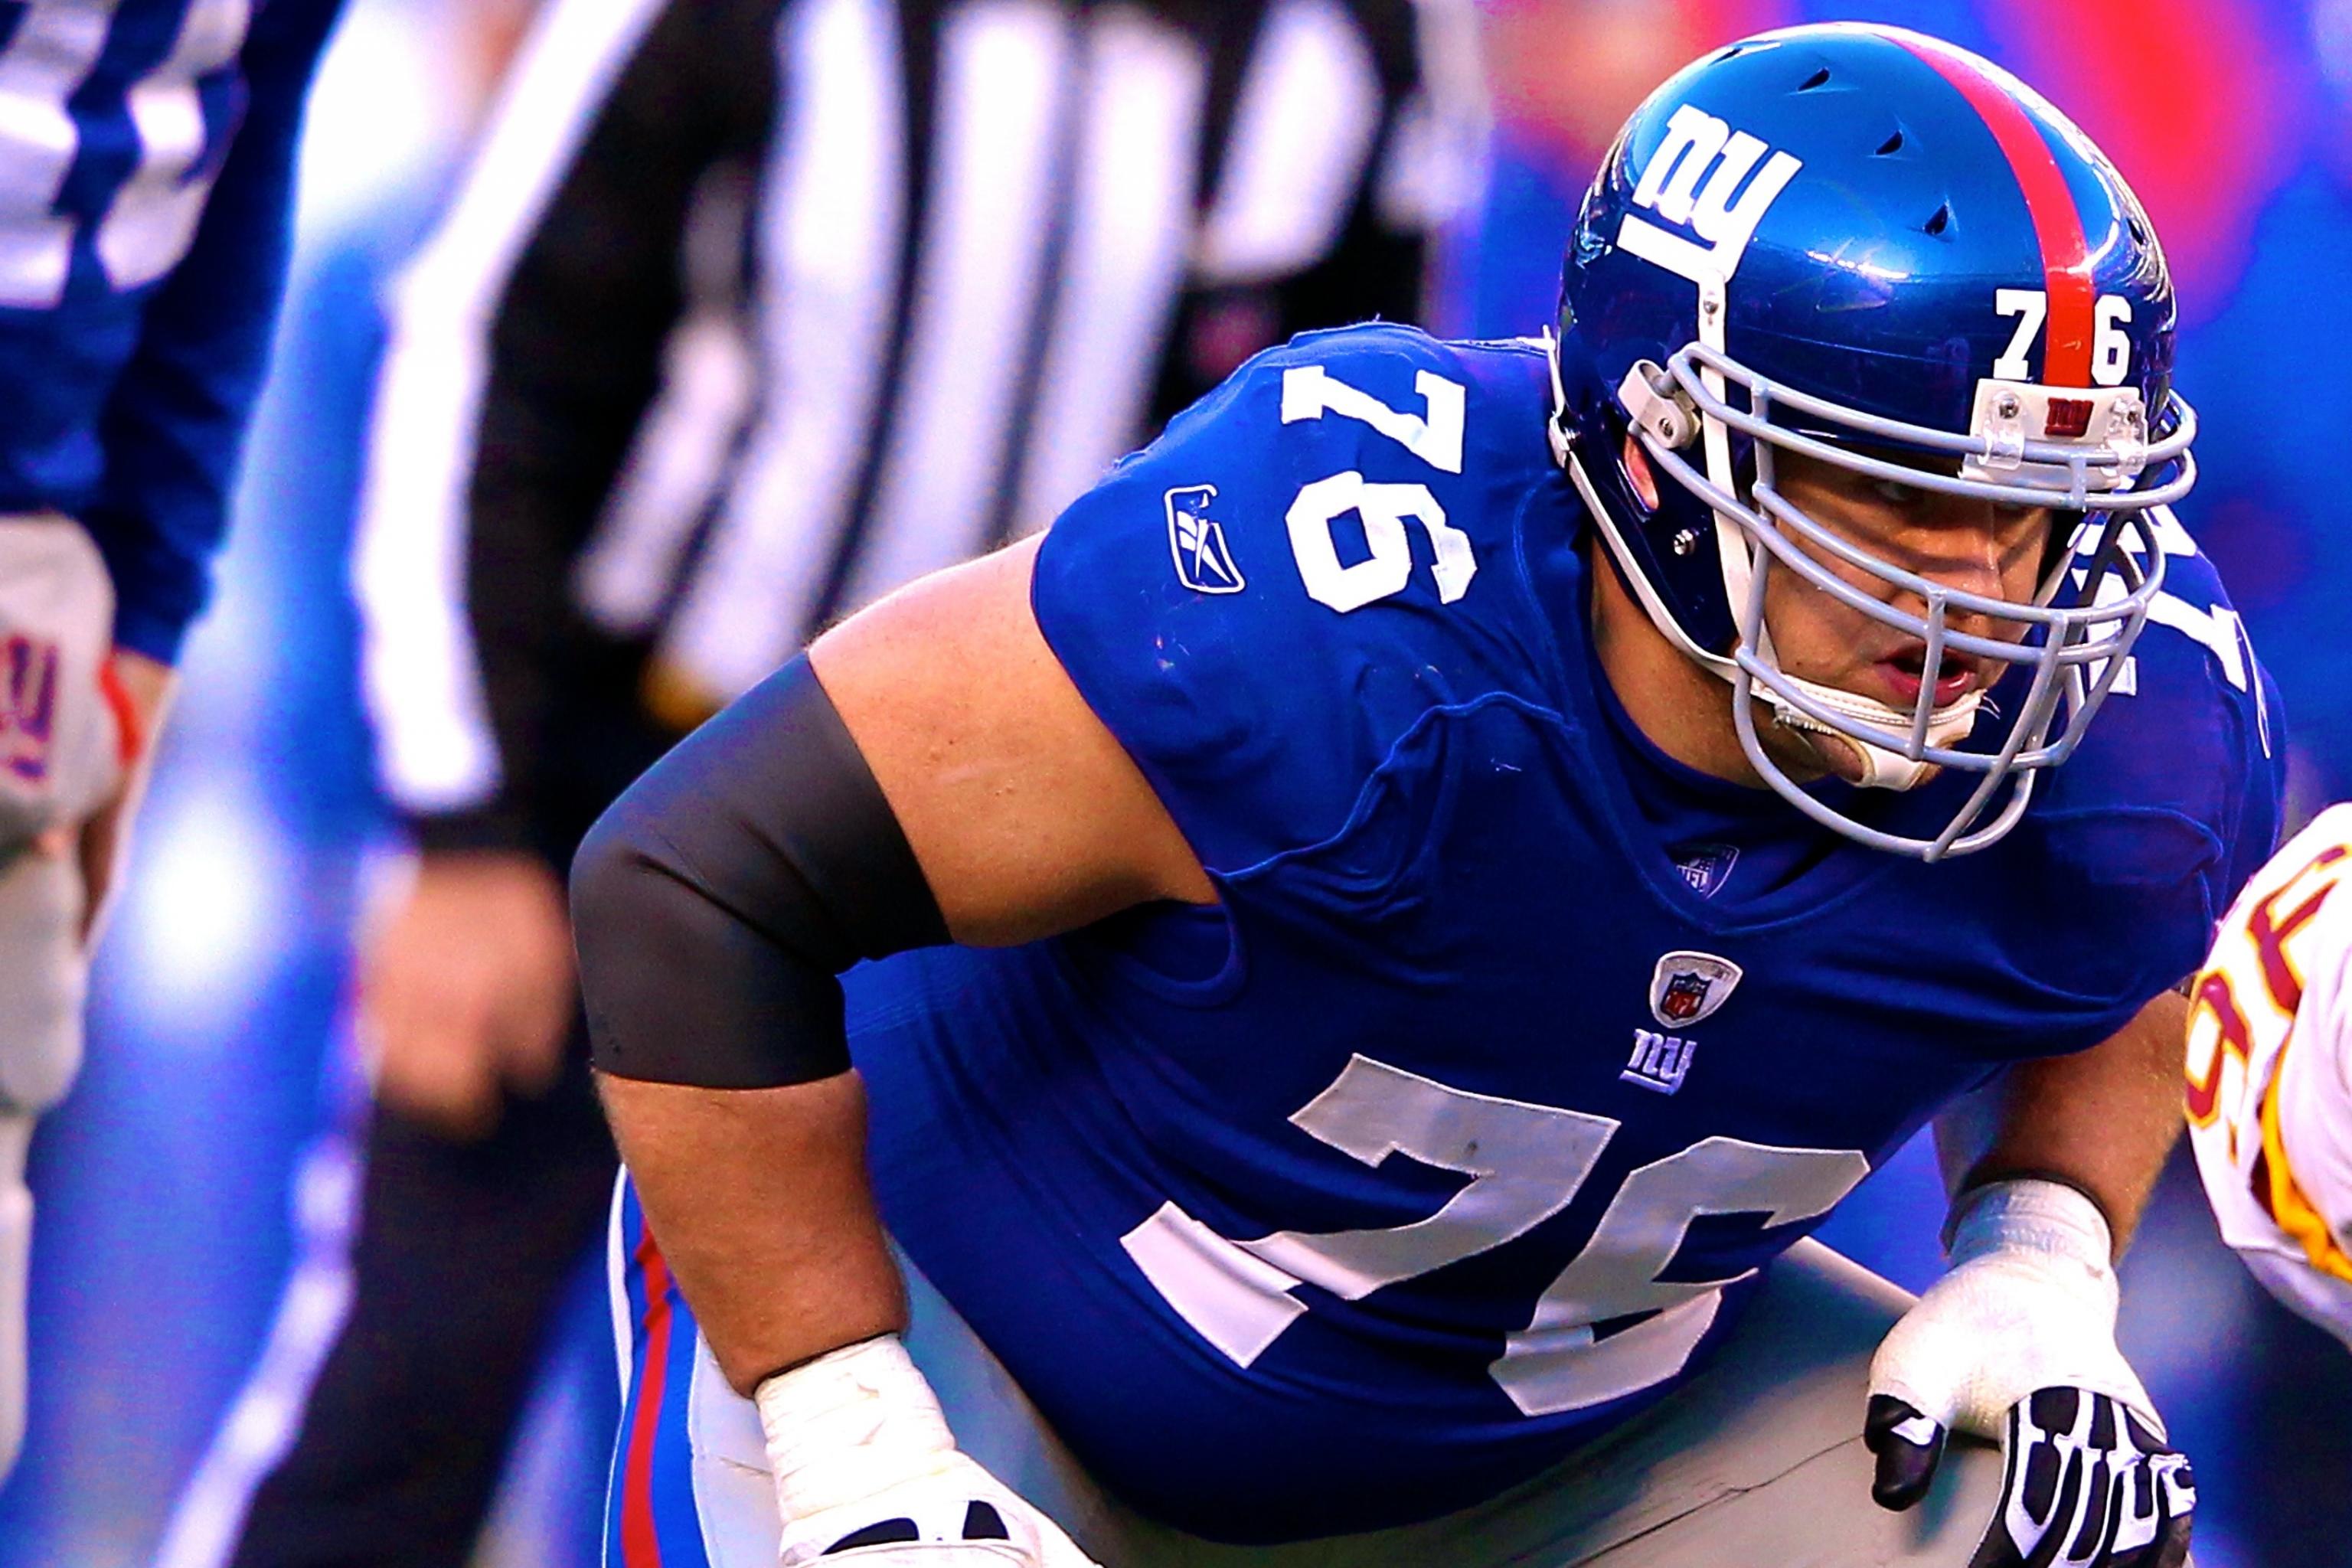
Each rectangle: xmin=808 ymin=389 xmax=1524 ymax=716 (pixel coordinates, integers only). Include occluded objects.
xmin=1619 ymin=103 xmax=1802 ymax=285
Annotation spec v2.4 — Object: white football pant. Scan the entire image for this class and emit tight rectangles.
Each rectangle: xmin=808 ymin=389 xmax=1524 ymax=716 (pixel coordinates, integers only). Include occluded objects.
xmin=0 ymin=514 xmax=122 ymax=1482
xmin=612 ymin=1217 xmax=2007 ymax=1566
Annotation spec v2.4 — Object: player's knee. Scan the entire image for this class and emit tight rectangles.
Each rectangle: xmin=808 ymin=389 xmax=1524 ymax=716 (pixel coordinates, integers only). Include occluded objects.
xmin=0 ymin=848 xmax=89 ymax=1116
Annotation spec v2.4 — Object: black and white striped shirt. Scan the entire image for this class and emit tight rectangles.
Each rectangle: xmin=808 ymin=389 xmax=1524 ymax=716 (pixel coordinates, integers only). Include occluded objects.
xmin=355 ymin=0 xmax=1479 ymax=855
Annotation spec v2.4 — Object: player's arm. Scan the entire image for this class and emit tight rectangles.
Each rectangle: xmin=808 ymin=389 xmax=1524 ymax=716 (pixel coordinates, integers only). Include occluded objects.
xmin=369 ymin=0 xmax=753 ymax=854
xmin=1863 ymin=994 xmax=2197 ymax=1563
xmin=576 ymin=537 xmax=1199 ymax=1562
xmin=581 ymin=535 xmax=1209 ymax=1390
xmin=80 ymin=0 xmax=341 ymax=669
xmin=355 ymin=0 xmax=762 ymax=1135
xmin=69 ymin=0 xmax=342 ymax=936
xmin=1932 ymin=989 xmax=2190 ymax=1255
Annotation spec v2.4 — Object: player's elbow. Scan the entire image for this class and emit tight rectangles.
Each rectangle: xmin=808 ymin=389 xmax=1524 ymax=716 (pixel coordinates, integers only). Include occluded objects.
xmin=568 ymin=784 xmax=716 ymax=1079
xmin=568 ymin=790 xmax=668 ymax=970
xmin=570 ymin=657 xmax=946 ymax=1089
xmin=567 ymin=714 xmax=859 ymax=1091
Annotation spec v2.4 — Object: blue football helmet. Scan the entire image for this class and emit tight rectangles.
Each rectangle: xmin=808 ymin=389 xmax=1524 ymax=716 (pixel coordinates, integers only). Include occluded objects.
xmin=1550 ymin=23 xmax=2193 ymax=859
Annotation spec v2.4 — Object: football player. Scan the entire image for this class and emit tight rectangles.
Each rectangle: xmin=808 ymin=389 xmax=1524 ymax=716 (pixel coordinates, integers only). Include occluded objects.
xmin=0 ymin=0 xmax=342 ymax=1483
xmin=574 ymin=24 xmax=2272 ymax=1567
xmin=2186 ymin=804 xmax=2352 ymax=1351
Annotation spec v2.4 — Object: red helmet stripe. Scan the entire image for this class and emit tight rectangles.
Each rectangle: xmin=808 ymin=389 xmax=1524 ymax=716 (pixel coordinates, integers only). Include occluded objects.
xmin=1890 ymin=35 xmax=2096 ymax=387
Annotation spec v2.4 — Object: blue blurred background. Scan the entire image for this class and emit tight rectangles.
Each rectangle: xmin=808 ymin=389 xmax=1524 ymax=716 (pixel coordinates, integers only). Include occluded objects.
xmin=6 ymin=1 xmax=2351 ymax=1564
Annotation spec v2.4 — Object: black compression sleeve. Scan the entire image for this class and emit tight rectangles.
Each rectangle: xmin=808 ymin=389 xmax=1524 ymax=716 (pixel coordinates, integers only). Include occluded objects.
xmin=570 ymin=656 xmax=948 ymax=1088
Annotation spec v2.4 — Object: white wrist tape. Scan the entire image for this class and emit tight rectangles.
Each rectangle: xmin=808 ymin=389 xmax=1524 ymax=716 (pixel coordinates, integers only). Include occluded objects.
xmin=1945 ymin=1178 xmax=2115 ymax=1275
xmin=1872 ymin=1178 xmax=2157 ymax=1440
xmin=755 ymin=1334 xmax=962 ymax=1521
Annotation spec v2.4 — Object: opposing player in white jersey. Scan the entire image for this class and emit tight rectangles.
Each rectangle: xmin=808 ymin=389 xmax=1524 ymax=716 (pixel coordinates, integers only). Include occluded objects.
xmin=2187 ymin=804 xmax=2352 ymax=1348
xmin=0 ymin=0 xmax=342 ymax=1481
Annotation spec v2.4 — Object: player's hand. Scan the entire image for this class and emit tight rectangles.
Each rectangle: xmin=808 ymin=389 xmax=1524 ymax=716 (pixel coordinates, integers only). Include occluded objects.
xmin=358 ymin=849 xmax=575 ymax=1140
xmin=1864 ymin=1178 xmax=2193 ymax=1566
xmin=1870 ymin=1386 xmax=2193 ymax=1568
xmin=760 ymin=1335 xmax=1102 ymax=1566
xmin=72 ymin=646 xmax=168 ymax=946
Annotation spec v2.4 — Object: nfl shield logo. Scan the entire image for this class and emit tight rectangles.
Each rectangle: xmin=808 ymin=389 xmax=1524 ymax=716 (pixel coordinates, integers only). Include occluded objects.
xmin=1673 ymin=841 xmax=1739 ymax=900
xmin=1165 ymin=485 xmax=1245 ymax=594
xmin=1648 ymin=950 xmax=1742 ymax=1028
xmin=1658 ymin=972 xmax=1710 ymax=1024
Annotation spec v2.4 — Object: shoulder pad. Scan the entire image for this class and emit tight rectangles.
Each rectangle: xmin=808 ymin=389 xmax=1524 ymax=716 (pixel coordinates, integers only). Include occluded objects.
xmin=2012 ymin=514 xmax=2285 ymax=1001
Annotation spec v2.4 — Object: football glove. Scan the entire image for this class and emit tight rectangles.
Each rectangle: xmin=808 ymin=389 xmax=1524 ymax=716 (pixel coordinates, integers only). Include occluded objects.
xmin=756 ymin=1334 xmax=1105 ymax=1566
xmin=1864 ymin=1178 xmax=2194 ymax=1567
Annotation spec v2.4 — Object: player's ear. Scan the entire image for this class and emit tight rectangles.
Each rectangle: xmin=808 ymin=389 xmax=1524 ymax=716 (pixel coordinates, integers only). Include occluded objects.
xmin=1620 ymin=433 xmax=1661 ymax=511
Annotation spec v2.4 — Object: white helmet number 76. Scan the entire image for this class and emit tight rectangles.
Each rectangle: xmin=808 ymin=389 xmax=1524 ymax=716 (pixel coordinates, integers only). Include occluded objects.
xmin=1992 ymin=287 xmax=2135 ymax=387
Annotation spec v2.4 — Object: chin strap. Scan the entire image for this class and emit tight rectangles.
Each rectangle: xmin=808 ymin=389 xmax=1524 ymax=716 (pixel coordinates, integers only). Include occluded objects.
xmin=1769 ymin=678 xmax=1984 ymax=791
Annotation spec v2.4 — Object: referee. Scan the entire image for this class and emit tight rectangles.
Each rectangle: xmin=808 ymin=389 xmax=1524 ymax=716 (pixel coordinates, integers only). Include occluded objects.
xmin=209 ymin=0 xmax=1474 ymax=1562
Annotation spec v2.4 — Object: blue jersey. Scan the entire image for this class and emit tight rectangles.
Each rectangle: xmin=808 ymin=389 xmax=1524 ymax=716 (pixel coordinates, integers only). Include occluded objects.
xmin=0 ymin=0 xmax=341 ymax=662
xmin=847 ymin=325 xmax=2283 ymax=1543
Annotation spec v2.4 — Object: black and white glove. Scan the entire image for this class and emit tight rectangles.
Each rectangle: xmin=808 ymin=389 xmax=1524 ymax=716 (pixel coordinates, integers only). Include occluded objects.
xmin=756 ymin=1334 xmax=1104 ymax=1566
xmin=1864 ymin=1180 xmax=2194 ymax=1567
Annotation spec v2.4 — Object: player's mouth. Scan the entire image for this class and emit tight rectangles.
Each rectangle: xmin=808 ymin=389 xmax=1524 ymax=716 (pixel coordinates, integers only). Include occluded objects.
xmin=1877 ymin=644 xmax=1979 ymax=708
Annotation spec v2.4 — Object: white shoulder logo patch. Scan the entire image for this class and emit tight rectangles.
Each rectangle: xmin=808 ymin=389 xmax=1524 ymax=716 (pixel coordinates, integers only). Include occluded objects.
xmin=1166 ymin=485 xmax=1244 ymax=594
xmin=1648 ymin=949 xmax=1743 ymax=1028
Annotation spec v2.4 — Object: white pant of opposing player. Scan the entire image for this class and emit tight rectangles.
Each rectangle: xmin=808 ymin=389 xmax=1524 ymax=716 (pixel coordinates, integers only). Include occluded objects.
xmin=0 ymin=515 xmax=124 ymax=1481
xmin=606 ymin=1198 xmax=2004 ymax=1565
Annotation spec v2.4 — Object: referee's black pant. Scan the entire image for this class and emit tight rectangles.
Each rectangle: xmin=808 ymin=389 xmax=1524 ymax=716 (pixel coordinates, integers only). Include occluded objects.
xmin=227 ymin=1034 xmax=616 ymax=1568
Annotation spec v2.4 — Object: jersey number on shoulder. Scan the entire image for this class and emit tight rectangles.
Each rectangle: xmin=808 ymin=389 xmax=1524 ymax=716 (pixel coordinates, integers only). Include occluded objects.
xmin=1120 ymin=1054 xmax=1868 ymax=1416
xmin=2085 ymin=507 xmax=2272 ymax=752
xmin=0 ymin=0 xmax=251 ymax=310
xmin=1279 ymin=365 xmax=1478 ymax=613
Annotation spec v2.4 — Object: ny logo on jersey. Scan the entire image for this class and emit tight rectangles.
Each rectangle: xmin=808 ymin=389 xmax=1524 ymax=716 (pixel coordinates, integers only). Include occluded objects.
xmin=1165 ymin=485 xmax=1244 ymax=594
xmin=0 ymin=634 xmax=59 ymax=783
xmin=1622 ymin=1029 xmax=1697 ymax=1095
xmin=1619 ymin=103 xmax=1803 ymax=284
